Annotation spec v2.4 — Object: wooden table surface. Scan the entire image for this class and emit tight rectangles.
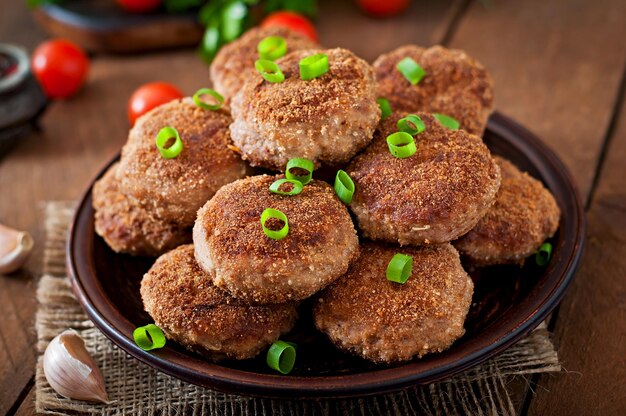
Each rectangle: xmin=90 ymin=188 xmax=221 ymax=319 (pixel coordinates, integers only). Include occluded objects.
xmin=1 ymin=0 xmax=625 ymax=414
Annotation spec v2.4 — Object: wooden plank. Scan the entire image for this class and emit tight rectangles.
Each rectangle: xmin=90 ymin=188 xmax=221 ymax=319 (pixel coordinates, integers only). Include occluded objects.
xmin=14 ymin=385 xmax=36 ymax=416
xmin=527 ymin=84 xmax=626 ymax=415
xmin=317 ymin=0 xmax=462 ymax=62
xmin=445 ymin=0 xmax=626 ymax=413
xmin=448 ymin=0 xmax=626 ymax=201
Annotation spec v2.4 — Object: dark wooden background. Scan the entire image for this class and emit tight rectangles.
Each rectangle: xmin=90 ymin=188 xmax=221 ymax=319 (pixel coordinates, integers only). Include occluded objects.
xmin=1 ymin=0 xmax=625 ymax=414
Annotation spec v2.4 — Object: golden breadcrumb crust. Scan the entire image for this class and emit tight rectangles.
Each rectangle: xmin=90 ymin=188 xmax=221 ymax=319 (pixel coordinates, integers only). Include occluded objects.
xmin=314 ymin=242 xmax=473 ymax=363
xmin=374 ymin=45 xmax=494 ymax=136
xmin=193 ymin=175 xmax=359 ymax=304
xmin=454 ymin=156 xmax=560 ymax=266
xmin=140 ymin=245 xmax=298 ymax=361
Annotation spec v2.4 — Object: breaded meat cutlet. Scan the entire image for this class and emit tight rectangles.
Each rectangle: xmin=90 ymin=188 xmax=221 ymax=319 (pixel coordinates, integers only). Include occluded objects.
xmin=140 ymin=245 xmax=298 ymax=361
xmin=314 ymin=242 xmax=473 ymax=363
xmin=454 ymin=156 xmax=560 ymax=266
xmin=347 ymin=112 xmax=501 ymax=246
xmin=93 ymin=163 xmax=190 ymax=256
xmin=230 ymin=47 xmax=380 ymax=170
xmin=193 ymin=175 xmax=360 ymax=304
xmin=117 ymin=98 xmax=248 ymax=226
xmin=374 ymin=45 xmax=494 ymax=136
xmin=210 ymin=26 xmax=318 ymax=100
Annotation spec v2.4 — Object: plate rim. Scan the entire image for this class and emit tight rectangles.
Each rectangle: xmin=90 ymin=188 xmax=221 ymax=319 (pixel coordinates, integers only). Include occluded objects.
xmin=66 ymin=111 xmax=586 ymax=399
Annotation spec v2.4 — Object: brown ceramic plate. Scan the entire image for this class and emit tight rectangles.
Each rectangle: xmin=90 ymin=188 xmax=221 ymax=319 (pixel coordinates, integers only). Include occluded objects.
xmin=67 ymin=111 xmax=585 ymax=399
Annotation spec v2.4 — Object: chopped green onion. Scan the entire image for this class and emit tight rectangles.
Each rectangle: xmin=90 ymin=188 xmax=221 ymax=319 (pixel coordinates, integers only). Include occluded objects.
xmin=334 ymin=170 xmax=355 ymax=204
xmin=255 ymin=59 xmax=285 ymax=83
xmin=396 ymin=57 xmax=426 ymax=85
xmin=386 ymin=132 xmax=417 ymax=158
xmin=133 ymin=324 xmax=166 ymax=351
xmin=269 ymin=179 xmax=303 ymax=196
xmin=193 ymin=88 xmax=224 ymax=110
xmin=285 ymin=158 xmax=314 ymax=185
xmin=397 ymin=114 xmax=426 ymax=136
xmin=433 ymin=113 xmax=460 ymax=130
xmin=386 ymin=253 xmax=413 ymax=284
xmin=258 ymin=36 xmax=288 ymax=61
xmin=377 ymin=98 xmax=392 ymax=120
xmin=155 ymin=126 xmax=183 ymax=159
xmin=535 ymin=242 xmax=553 ymax=266
xmin=266 ymin=340 xmax=296 ymax=374
xmin=299 ymin=53 xmax=329 ymax=80
xmin=261 ymin=208 xmax=289 ymax=240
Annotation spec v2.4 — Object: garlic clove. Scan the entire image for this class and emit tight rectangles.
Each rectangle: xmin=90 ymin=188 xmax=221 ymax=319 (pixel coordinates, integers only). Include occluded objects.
xmin=0 ymin=223 xmax=34 ymax=275
xmin=43 ymin=329 xmax=109 ymax=403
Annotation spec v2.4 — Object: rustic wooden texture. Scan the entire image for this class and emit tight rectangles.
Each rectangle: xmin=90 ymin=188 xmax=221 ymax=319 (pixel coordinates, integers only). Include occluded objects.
xmin=448 ymin=0 xmax=626 ymax=202
xmin=446 ymin=1 xmax=626 ymax=414
xmin=0 ymin=0 xmax=625 ymax=413
xmin=13 ymin=386 xmax=35 ymax=416
xmin=317 ymin=0 xmax=461 ymax=61
xmin=527 ymin=82 xmax=626 ymax=415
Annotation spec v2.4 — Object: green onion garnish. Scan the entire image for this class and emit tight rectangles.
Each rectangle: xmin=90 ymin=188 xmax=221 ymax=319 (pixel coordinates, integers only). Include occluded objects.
xmin=386 ymin=253 xmax=413 ymax=284
xmin=155 ymin=126 xmax=183 ymax=159
xmin=266 ymin=340 xmax=296 ymax=374
xmin=269 ymin=179 xmax=303 ymax=196
xmin=334 ymin=170 xmax=355 ymax=204
xmin=299 ymin=53 xmax=329 ymax=80
xmin=261 ymin=208 xmax=289 ymax=240
xmin=258 ymin=36 xmax=288 ymax=61
xmin=397 ymin=114 xmax=426 ymax=136
xmin=377 ymin=98 xmax=392 ymax=120
xmin=535 ymin=242 xmax=553 ymax=266
xmin=255 ymin=59 xmax=285 ymax=83
xmin=386 ymin=132 xmax=417 ymax=158
xmin=396 ymin=57 xmax=426 ymax=85
xmin=433 ymin=113 xmax=460 ymax=130
xmin=285 ymin=158 xmax=314 ymax=185
xmin=133 ymin=324 xmax=166 ymax=351
xmin=192 ymin=88 xmax=224 ymax=111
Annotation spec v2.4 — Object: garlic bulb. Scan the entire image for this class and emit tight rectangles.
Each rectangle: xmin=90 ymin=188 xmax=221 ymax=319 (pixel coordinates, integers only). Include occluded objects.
xmin=43 ymin=330 xmax=109 ymax=403
xmin=0 ymin=223 xmax=34 ymax=274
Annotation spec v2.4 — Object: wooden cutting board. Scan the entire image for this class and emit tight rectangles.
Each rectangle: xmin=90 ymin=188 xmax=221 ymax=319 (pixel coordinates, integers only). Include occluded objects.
xmin=33 ymin=0 xmax=204 ymax=53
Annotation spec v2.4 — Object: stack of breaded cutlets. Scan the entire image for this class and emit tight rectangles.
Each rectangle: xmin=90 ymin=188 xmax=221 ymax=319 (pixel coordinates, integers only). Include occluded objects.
xmin=93 ymin=26 xmax=560 ymax=365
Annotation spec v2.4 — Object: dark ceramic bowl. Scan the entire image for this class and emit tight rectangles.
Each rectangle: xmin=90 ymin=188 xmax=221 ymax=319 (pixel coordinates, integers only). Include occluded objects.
xmin=67 ymin=111 xmax=585 ymax=399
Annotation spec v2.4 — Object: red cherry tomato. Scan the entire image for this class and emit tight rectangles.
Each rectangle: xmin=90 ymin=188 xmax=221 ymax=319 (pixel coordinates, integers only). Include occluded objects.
xmin=116 ymin=0 xmax=161 ymax=13
xmin=128 ymin=82 xmax=183 ymax=126
xmin=261 ymin=12 xmax=318 ymax=42
xmin=31 ymin=39 xmax=89 ymax=99
xmin=356 ymin=0 xmax=410 ymax=17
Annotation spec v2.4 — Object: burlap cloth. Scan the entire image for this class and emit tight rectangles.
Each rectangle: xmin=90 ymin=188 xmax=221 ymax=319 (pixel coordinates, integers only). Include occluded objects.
xmin=35 ymin=202 xmax=561 ymax=415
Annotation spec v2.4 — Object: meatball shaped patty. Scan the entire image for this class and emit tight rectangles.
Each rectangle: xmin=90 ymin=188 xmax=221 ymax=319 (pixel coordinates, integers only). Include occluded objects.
xmin=117 ymin=98 xmax=248 ymax=226
xmin=314 ymin=242 xmax=473 ymax=363
xmin=210 ymin=26 xmax=318 ymax=100
xmin=93 ymin=163 xmax=190 ymax=256
xmin=230 ymin=48 xmax=380 ymax=170
xmin=347 ymin=112 xmax=501 ymax=245
xmin=193 ymin=175 xmax=360 ymax=304
xmin=454 ymin=156 xmax=560 ymax=266
xmin=140 ymin=245 xmax=298 ymax=361
xmin=374 ymin=45 xmax=494 ymax=136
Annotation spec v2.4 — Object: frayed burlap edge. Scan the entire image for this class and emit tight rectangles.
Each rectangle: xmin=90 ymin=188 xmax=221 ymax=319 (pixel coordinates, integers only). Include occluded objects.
xmin=35 ymin=201 xmax=561 ymax=415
